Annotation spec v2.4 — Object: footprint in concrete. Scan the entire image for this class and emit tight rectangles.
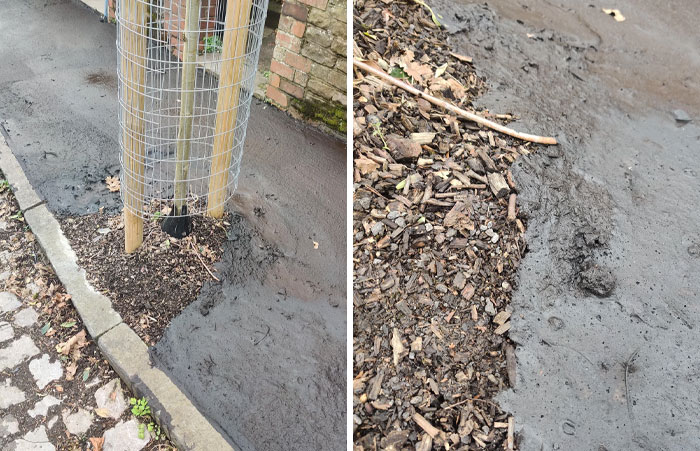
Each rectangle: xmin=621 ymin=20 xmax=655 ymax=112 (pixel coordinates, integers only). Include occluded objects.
xmin=562 ymin=419 xmax=576 ymax=436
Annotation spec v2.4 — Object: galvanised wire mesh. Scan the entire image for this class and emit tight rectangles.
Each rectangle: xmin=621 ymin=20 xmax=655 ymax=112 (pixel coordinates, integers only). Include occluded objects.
xmin=116 ymin=0 xmax=268 ymax=219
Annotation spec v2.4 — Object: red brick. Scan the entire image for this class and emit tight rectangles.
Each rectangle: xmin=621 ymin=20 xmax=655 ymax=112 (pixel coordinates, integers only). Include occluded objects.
xmin=298 ymin=0 xmax=328 ymax=9
xmin=290 ymin=20 xmax=306 ymax=38
xmin=280 ymin=79 xmax=304 ymax=99
xmin=281 ymin=1 xmax=308 ymax=22
xmin=278 ymin=16 xmax=294 ymax=32
xmin=276 ymin=30 xmax=301 ymax=53
xmin=269 ymin=73 xmax=281 ymax=88
xmin=285 ymin=52 xmax=311 ymax=72
xmin=270 ymin=60 xmax=294 ymax=80
xmin=266 ymin=85 xmax=288 ymax=108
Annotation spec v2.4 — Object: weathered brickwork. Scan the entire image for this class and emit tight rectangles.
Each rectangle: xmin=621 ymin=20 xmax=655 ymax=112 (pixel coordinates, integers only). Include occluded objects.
xmin=266 ymin=0 xmax=347 ymax=132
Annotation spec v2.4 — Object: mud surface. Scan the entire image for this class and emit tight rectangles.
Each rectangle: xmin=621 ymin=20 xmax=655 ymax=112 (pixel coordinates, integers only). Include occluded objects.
xmin=0 ymin=1 xmax=346 ymax=450
xmin=431 ymin=0 xmax=700 ymax=449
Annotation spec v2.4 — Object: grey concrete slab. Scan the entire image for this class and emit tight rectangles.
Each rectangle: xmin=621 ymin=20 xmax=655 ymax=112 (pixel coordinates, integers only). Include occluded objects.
xmin=0 ymin=336 xmax=40 ymax=372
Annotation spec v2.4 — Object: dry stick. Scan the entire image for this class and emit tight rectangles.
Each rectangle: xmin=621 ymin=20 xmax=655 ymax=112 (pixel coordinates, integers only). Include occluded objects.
xmin=507 ymin=193 xmax=517 ymax=221
xmin=172 ymin=0 xmax=201 ymax=215
xmin=190 ymin=241 xmax=220 ymax=282
xmin=122 ymin=0 xmax=147 ymax=253
xmin=354 ymin=60 xmax=558 ymax=145
xmin=207 ymin=0 xmax=254 ymax=218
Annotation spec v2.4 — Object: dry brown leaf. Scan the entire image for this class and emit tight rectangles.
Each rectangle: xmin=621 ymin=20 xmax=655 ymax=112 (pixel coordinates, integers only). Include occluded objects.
xmin=89 ymin=436 xmax=105 ymax=451
xmin=355 ymin=156 xmax=380 ymax=175
xmin=65 ymin=362 xmax=78 ymax=381
xmin=94 ymin=408 xmax=111 ymax=418
xmin=57 ymin=329 xmax=87 ymax=355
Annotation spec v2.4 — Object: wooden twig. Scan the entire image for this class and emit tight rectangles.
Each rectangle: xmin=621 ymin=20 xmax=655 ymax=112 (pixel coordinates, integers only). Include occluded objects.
xmin=507 ymin=193 xmax=517 ymax=221
xmin=354 ymin=60 xmax=558 ymax=145
xmin=412 ymin=412 xmax=440 ymax=438
xmin=443 ymin=396 xmax=503 ymax=411
xmin=190 ymin=241 xmax=220 ymax=282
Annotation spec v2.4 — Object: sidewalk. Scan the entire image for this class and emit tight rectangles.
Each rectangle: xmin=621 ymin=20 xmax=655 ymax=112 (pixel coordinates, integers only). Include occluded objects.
xmin=0 ymin=174 xmax=173 ymax=450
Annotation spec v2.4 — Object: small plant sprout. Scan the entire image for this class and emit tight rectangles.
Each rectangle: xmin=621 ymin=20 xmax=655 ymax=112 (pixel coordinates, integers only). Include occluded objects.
xmin=202 ymin=35 xmax=223 ymax=54
xmin=370 ymin=120 xmax=390 ymax=151
xmin=0 ymin=179 xmax=10 ymax=192
xmin=130 ymin=397 xmax=151 ymax=417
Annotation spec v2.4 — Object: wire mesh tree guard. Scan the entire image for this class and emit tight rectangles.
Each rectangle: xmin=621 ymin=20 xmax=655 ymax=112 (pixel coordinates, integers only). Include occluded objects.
xmin=117 ymin=0 xmax=268 ymax=252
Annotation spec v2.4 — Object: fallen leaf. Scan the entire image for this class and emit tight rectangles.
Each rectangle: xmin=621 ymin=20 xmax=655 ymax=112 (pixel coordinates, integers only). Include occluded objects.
xmin=355 ymin=156 xmax=380 ymax=175
xmin=89 ymin=436 xmax=105 ymax=451
xmin=434 ymin=62 xmax=448 ymax=78
xmin=94 ymin=408 xmax=111 ymax=418
xmin=105 ymin=176 xmax=120 ymax=192
xmin=57 ymin=330 xmax=87 ymax=355
xmin=602 ymin=8 xmax=625 ymax=21
xmin=65 ymin=362 xmax=78 ymax=381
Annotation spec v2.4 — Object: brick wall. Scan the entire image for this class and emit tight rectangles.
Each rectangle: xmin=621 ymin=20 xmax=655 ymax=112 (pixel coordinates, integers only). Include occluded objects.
xmin=162 ymin=0 xmax=220 ymax=59
xmin=266 ymin=0 xmax=347 ymax=132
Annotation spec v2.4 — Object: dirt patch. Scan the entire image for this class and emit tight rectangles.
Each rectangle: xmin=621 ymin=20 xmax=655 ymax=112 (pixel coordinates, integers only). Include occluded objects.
xmin=85 ymin=71 xmax=118 ymax=90
xmin=59 ymin=210 xmax=229 ymax=345
xmin=351 ymin=1 xmax=549 ymax=448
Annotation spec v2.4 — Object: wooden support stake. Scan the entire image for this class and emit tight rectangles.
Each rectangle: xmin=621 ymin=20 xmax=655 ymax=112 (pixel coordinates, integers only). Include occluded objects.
xmin=207 ymin=0 xmax=254 ymax=218
xmin=122 ymin=0 xmax=147 ymax=253
xmin=172 ymin=0 xmax=201 ymax=214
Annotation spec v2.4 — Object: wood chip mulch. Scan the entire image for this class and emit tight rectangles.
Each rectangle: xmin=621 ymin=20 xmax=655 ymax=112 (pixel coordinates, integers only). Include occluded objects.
xmin=353 ymin=1 xmax=538 ymax=449
xmin=59 ymin=208 xmax=229 ymax=345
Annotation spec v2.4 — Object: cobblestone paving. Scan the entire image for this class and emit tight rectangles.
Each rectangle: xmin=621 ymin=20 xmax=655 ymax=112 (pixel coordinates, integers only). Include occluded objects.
xmin=1 ymin=175 xmax=174 ymax=450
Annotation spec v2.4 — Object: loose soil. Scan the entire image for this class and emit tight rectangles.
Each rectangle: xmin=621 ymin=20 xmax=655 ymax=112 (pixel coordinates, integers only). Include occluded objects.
xmin=1 ymin=172 xmax=175 ymax=450
xmin=59 ymin=210 xmax=229 ymax=345
xmin=352 ymin=1 xmax=543 ymax=449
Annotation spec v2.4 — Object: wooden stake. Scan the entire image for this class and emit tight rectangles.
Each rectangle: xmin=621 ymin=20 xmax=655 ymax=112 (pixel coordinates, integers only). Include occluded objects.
xmin=122 ymin=0 xmax=147 ymax=253
xmin=354 ymin=60 xmax=558 ymax=145
xmin=206 ymin=0 xmax=253 ymax=218
xmin=172 ymin=0 xmax=202 ymax=214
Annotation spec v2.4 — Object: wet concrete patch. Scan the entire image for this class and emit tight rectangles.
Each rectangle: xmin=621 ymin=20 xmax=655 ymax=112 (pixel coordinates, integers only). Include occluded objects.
xmin=432 ymin=0 xmax=700 ymax=449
